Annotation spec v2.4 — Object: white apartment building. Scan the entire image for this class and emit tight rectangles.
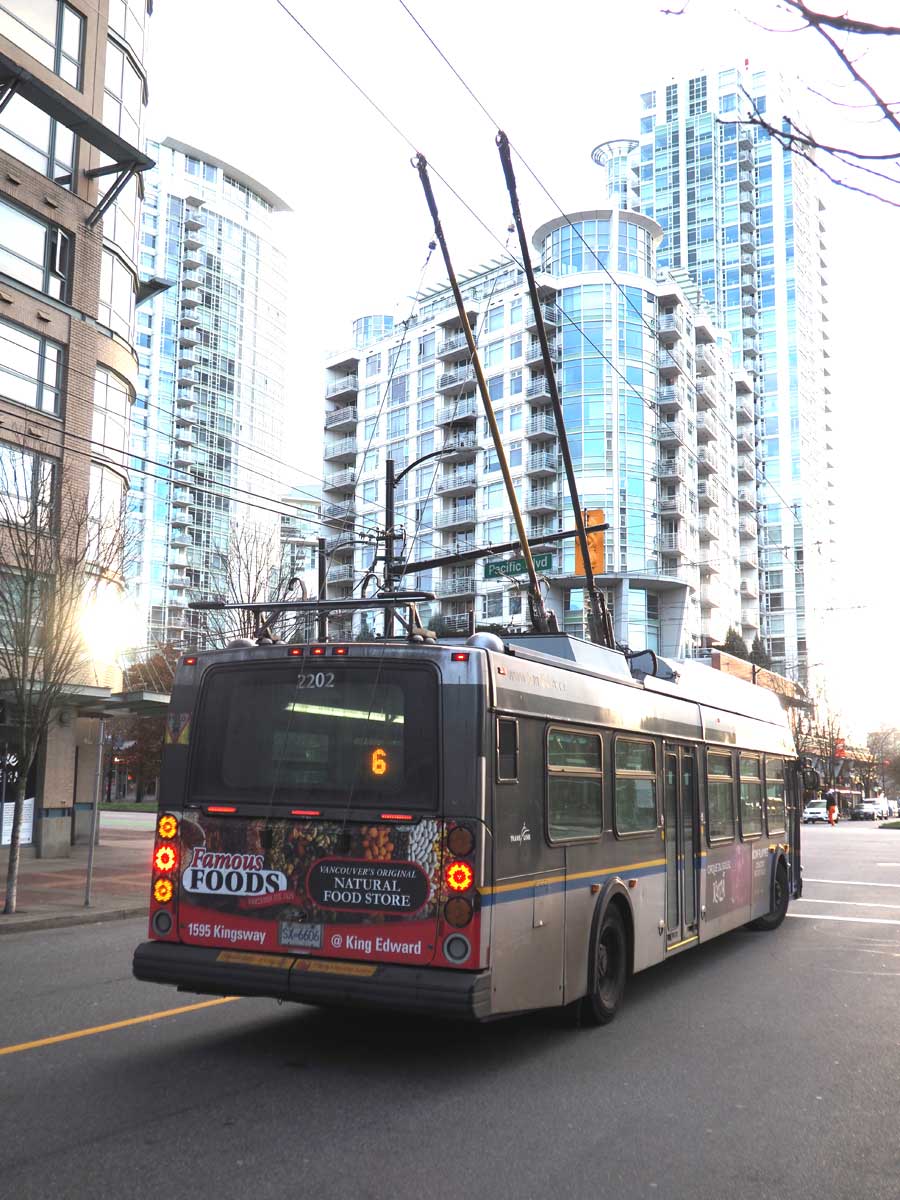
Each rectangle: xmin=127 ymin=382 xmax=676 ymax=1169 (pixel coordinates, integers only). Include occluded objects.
xmin=321 ymin=207 xmax=758 ymax=656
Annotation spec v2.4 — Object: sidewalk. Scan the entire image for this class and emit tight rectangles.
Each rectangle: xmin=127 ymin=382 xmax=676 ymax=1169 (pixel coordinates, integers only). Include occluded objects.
xmin=0 ymin=810 xmax=154 ymax=934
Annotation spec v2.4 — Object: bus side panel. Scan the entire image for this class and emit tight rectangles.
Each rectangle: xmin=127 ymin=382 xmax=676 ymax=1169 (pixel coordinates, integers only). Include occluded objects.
xmin=701 ymin=840 xmax=752 ymax=938
xmin=488 ymin=715 xmax=565 ymax=1015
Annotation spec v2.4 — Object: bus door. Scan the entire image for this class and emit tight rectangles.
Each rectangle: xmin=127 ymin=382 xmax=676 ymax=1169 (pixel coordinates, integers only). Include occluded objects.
xmin=663 ymin=745 xmax=699 ymax=947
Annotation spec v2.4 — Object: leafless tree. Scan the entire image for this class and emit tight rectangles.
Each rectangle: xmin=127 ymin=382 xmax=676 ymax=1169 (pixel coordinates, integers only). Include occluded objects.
xmin=0 ymin=446 xmax=128 ymax=914
xmin=198 ymin=518 xmax=306 ymax=647
xmin=664 ymin=2 xmax=900 ymax=205
xmin=867 ymin=726 xmax=900 ymax=794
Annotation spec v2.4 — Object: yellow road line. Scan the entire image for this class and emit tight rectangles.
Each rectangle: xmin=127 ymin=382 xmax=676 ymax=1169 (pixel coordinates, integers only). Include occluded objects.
xmin=0 ymin=996 xmax=240 ymax=1058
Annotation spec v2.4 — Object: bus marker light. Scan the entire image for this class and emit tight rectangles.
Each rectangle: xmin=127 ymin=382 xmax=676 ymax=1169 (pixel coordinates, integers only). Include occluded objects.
xmin=157 ymin=814 xmax=178 ymax=840
xmin=153 ymin=878 xmax=174 ymax=904
xmin=288 ymin=647 xmax=303 ymax=657
xmin=451 ymin=652 xmax=468 ymax=663
xmin=445 ymin=861 xmax=474 ymax=892
xmin=183 ymin=656 xmax=197 ymax=666
xmin=628 ymin=879 xmax=637 ymax=889
xmin=207 ymin=805 xmax=236 ymax=814
xmin=291 ymin=809 xmax=320 ymax=817
xmin=591 ymin=884 xmax=600 ymax=895
xmin=311 ymin=646 xmax=326 ymax=656
xmin=151 ymin=909 xmax=173 ymax=936
xmin=333 ymin=646 xmax=348 ymax=655
xmin=154 ymin=845 xmax=177 ymax=873
xmin=380 ymin=812 xmax=413 ymax=822
xmin=444 ymin=896 xmax=473 ymax=928
xmin=447 ymin=825 xmax=474 ymax=857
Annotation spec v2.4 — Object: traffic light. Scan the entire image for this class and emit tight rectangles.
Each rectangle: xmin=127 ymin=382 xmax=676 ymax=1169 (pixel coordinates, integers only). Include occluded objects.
xmin=575 ymin=508 xmax=605 ymax=577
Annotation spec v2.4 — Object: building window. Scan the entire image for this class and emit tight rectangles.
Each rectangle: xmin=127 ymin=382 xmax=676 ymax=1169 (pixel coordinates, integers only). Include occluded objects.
xmin=0 ymin=197 xmax=70 ymax=300
xmin=486 ymin=305 xmax=504 ymax=332
xmin=0 ymin=440 xmax=56 ymax=529
xmin=365 ymin=353 xmax=381 ymax=378
xmin=0 ymin=1 xmax=84 ymax=87
xmin=0 ymin=95 xmax=76 ymax=187
xmin=548 ymin=727 xmax=603 ymax=842
xmin=93 ymin=367 xmax=132 ymax=467
xmin=0 ymin=317 xmax=63 ymax=414
xmin=97 ymin=248 xmax=135 ymax=340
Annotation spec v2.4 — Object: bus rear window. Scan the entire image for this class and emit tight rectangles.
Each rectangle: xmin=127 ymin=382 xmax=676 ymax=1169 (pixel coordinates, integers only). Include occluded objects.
xmin=190 ymin=663 xmax=438 ymax=810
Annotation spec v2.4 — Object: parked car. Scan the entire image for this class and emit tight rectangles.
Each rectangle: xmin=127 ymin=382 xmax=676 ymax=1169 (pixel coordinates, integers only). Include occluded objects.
xmin=887 ymin=799 xmax=899 ymax=818
xmin=852 ymin=799 xmax=888 ymax=821
xmin=803 ymin=800 xmax=830 ymax=824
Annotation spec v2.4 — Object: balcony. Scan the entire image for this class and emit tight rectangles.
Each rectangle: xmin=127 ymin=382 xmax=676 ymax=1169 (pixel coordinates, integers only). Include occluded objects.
xmin=441 ymin=431 xmax=478 ymax=460
xmin=737 ymin=393 xmax=754 ymax=422
xmin=657 ymin=454 xmax=686 ymax=481
xmin=180 ymin=291 xmax=201 ymax=309
xmin=657 ymin=532 xmax=687 ymax=556
xmin=434 ymin=573 xmax=477 ymax=598
xmin=742 ymin=337 xmax=759 ymax=358
xmin=525 ymin=302 xmax=560 ymax=333
xmin=526 ymin=450 xmax=557 ymax=477
xmin=329 ymin=565 xmax=355 ymax=584
xmin=696 ymin=411 xmax=717 ymax=442
xmin=437 ymin=613 xmax=476 ymax=634
xmin=326 ymin=374 xmax=359 ymax=400
xmin=739 ymin=515 xmax=758 ymax=540
xmin=436 ymin=466 xmax=477 ymax=496
xmin=740 ymin=229 xmax=756 ymax=253
xmin=658 ymin=382 xmax=687 ymax=411
xmin=182 ymin=245 xmax=203 ymax=270
xmin=738 ymin=169 xmax=754 ymax=190
xmin=698 ymin=514 xmax=720 ymax=541
xmin=658 ymin=495 xmax=686 ymax=518
xmin=435 ymin=503 xmax=477 ymax=531
xmin=175 ymin=368 xmax=194 ymax=389
xmin=695 ymin=343 xmax=717 ymax=377
xmin=177 ymin=346 xmax=197 ymax=369
xmin=181 ymin=267 xmax=202 ymax=290
xmin=325 ymin=405 xmax=358 ymax=431
xmin=740 ymin=542 xmax=758 ymax=568
xmin=699 ymin=557 xmax=719 ymax=575
xmin=324 ymin=437 xmax=357 ymax=463
xmin=526 ymin=375 xmax=552 ymax=403
xmin=178 ymin=328 xmax=198 ymax=348
xmin=438 ymin=395 xmax=478 ymax=423
xmin=694 ymin=377 xmax=717 ymax=410
xmin=656 ymin=418 xmax=686 ymax=445
xmin=176 ymin=388 xmax=194 ymax=410
xmin=170 ymin=505 xmax=190 ymax=528
xmin=737 ymin=422 xmax=754 ymax=451
xmin=526 ymin=488 xmax=557 ymax=514
xmin=740 ymin=270 xmax=757 ymax=295
xmin=179 ymin=310 xmax=200 ymax=329
xmin=658 ymin=344 xmax=685 ymax=378
xmin=173 ymin=446 xmax=194 ymax=469
xmin=184 ymin=211 xmax=203 ymax=232
xmin=740 ymin=578 xmax=759 ymax=598
xmin=697 ymin=446 xmax=719 ymax=474
xmin=438 ymin=366 xmax=477 ymax=393
xmin=437 ymin=333 xmax=469 ymax=359
xmin=658 ymin=313 xmax=684 ymax=343
xmin=526 ymin=336 xmax=558 ymax=364
xmin=737 ymin=455 xmax=754 ymax=480
xmin=529 ymin=520 xmax=557 ymax=544
xmin=737 ymin=485 xmax=756 ymax=510
xmin=526 ymin=414 xmax=557 ymax=439
xmin=324 ymin=536 xmax=354 ymax=556
xmin=325 ymin=467 xmax=356 ymax=492
xmin=698 ymin=480 xmax=720 ymax=508
xmin=322 ymin=501 xmax=356 ymax=524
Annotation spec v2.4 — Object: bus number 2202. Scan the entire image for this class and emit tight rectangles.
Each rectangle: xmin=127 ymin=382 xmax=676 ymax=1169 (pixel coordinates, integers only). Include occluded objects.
xmin=296 ymin=672 xmax=335 ymax=688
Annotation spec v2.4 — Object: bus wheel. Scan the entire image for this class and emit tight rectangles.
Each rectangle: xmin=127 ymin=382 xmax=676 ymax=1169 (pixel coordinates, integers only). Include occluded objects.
xmin=748 ymin=861 xmax=789 ymax=931
xmin=582 ymin=905 xmax=627 ymax=1025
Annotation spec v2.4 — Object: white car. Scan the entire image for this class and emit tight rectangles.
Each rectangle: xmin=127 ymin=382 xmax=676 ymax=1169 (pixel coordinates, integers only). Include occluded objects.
xmin=802 ymin=801 xmax=830 ymax=824
xmin=853 ymin=799 xmax=888 ymax=821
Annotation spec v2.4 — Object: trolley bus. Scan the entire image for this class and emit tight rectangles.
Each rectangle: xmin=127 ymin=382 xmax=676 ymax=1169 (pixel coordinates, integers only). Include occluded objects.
xmin=134 ymin=622 xmax=802 ymax=1023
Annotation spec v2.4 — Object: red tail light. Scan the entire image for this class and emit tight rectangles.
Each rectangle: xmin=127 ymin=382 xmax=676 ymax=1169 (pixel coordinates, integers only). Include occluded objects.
xmin=445 ymin=860 xmax=474 ymax=892
xmin=154 ymin=845 xmax=177 ymax=873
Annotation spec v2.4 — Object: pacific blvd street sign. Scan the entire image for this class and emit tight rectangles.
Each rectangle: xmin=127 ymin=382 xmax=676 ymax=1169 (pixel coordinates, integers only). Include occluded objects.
xmin=484 ymin=552 xmax=553 ymax=579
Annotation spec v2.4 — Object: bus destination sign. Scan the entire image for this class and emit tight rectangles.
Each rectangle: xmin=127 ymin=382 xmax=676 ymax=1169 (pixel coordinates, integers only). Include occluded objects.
xmin=484 ymin=552 xmax=553 ymax=580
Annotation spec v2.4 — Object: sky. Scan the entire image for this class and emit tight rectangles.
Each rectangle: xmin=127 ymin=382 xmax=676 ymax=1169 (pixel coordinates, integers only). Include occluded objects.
xmin=143 ymin=0 xmax=897 ymax=737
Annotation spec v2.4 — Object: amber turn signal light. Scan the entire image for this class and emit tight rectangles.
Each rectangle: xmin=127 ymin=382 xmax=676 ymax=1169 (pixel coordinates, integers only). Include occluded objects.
xmin=447 ymin=825 xmax=474 ymax=857
xmin=154 ymin=845 xmax=177 ymax=873
xmin=153 ymin=878 xmax=174 ymax=904
xmin=157 ymin=814 xmax=177 ymax=840
xmin=444 ymin=896 xmax=473 ymax=928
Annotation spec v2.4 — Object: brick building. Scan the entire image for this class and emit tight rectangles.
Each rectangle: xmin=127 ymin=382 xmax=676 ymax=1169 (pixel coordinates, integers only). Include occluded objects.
xmin=0 ymin=0 xmax=153 ymax=855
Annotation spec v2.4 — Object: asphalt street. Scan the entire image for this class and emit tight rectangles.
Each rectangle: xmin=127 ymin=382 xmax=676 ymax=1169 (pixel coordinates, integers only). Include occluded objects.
xmin=1 ymin=822 xmax=898 ymax=1200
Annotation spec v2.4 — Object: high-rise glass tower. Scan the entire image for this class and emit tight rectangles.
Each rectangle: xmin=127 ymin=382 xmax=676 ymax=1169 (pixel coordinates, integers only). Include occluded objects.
xmin=322 ymin=208 xmax=751 ymax=656
xmin=130 ymin=139 xmax=291 ymax=647
xmin=596 ymin=64 xmax=832 ymax=687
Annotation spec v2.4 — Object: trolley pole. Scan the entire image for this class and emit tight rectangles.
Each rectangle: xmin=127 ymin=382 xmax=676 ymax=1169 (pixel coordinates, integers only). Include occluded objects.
xmin=317 ymin=537 xmax=327 ymax=642
xmin=384 ymin=457 xmax=396 ymax=638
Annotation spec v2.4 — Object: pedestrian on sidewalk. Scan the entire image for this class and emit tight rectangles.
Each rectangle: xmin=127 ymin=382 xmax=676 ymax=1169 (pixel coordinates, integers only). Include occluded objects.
xmin=826 ymin=789 xmax=838 ymax=826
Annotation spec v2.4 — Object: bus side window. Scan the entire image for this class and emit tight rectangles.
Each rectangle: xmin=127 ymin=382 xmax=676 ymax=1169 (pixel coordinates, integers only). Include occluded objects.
xmin=497 ymin=718 xmax=518 ymax=782
xmin=739 ymin=754 xmax=763 ymax=839
xmin=613 ymin=737 xmax=657 ymax=836
xmin=765 ymin=757 xmax=786 ymax=834
xmin=706 ymin=750 xmax=735 ymax=842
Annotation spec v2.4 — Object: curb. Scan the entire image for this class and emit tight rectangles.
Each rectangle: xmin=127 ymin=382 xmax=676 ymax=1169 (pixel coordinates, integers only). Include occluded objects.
xmin=0 ymin=905 xmax=146 ymax=935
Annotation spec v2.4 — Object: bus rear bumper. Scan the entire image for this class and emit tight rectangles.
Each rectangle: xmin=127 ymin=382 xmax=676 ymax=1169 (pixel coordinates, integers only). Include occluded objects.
xmin=133 ymin=940 xmax=493 ymax=1020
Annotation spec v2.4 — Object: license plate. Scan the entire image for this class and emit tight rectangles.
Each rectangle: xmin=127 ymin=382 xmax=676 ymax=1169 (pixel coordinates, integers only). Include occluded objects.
xmin=278 ymin=921 xmax=323 ymax=950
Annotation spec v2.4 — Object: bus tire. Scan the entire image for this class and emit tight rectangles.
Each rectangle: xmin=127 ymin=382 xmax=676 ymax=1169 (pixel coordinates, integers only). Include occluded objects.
xmin=581 ymin=904 xmax=628 ymax=1025
xmin=748 ymin=860 xmax=789 ymax=931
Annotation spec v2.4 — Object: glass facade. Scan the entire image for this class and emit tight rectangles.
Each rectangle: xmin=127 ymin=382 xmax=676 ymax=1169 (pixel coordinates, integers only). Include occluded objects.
xmin=129 ymin=139 xmax=290 ymax=648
